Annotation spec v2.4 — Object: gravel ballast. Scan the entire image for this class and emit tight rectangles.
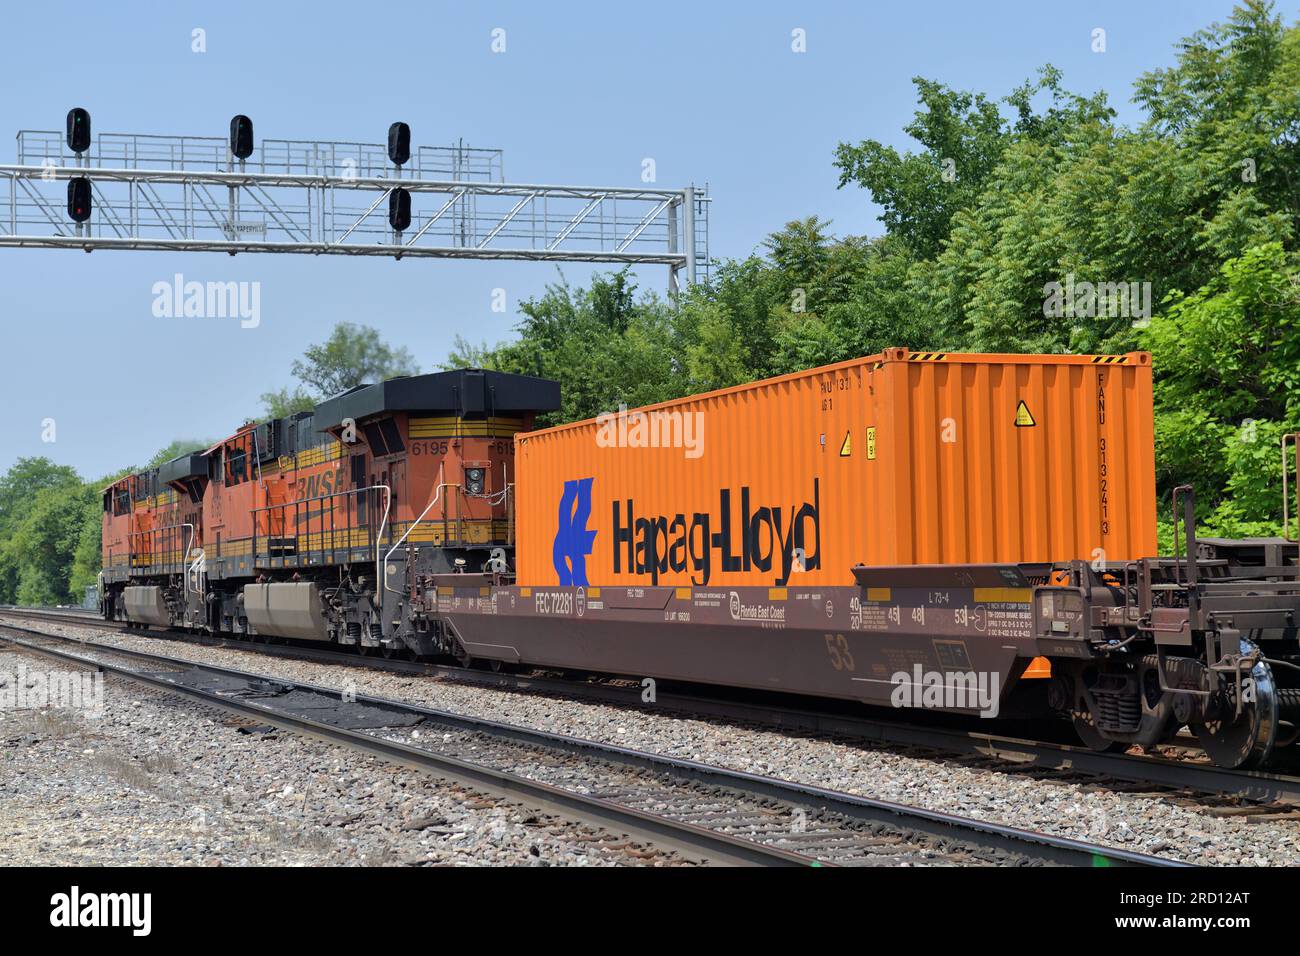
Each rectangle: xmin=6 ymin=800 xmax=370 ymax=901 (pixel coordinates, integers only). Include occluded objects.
xmin=0 ymin=647 xmax=683 ymax=866
xmin=11 ymin=620 xmax=1300 ymax=865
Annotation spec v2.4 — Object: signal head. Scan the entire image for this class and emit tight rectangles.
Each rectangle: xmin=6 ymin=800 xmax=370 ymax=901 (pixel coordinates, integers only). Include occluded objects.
xmin=229 ymin=114 xmax=254 ymax=159
xmin=387 ymin=122 xmax=411 ymax=166
xmin=67 ymin=177 xmax=92 ymax=222
xmin=66 ymin=108 xmax=91 ymax=153
xmin=389 ymin=187 xmax=412 ymax=232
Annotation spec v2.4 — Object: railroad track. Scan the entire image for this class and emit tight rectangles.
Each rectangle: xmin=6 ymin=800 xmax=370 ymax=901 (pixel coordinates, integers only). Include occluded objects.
xmin=0 ymin=618 xmax=1172 ymax=867
xmin=6 ymin=606 xmax=1300 ymax=807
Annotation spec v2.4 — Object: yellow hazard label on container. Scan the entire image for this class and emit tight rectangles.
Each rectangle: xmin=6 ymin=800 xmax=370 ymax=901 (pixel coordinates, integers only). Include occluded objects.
xmin=839 ymin=431 xmax=852 ymax=457
xmin=866 ymin=426 xmax=877 ymax=460
xmin=1014 ymin=401 xmax=1036 ymax=427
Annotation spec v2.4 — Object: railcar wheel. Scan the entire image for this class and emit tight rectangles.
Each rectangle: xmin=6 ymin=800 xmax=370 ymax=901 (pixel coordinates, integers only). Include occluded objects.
xmin=356 ymin=644 xmax=370 ymax=657
xmin=1071 ymin=712 xmax=1129 ymax=753
xmin=1194 ymin=640 xmax=1278 ymax=770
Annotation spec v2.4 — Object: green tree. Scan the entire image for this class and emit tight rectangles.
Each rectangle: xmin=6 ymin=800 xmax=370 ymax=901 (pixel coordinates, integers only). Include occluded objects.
xmin=260 ymin=387 xmax=316 ymax=418
xmin=833 ymin=2 xmax=1298 ymax=356
xmin=0 ymin=458 xmax=82 ymax=603
xmin=834 ymin=68 xmax=1113 ymax=261
xmin=8 ymin=481 xmax=95 ymax=605
xmin=148 ymin=439 xmax=214 ymax=468
xmin=294 ymin=322 xmax=420 ymax=396
xmin=1143 ymin=242 xmax=1300 ymax=536
xmin=443 ymin=273 xmax=688 ymax=426
xmin=69 ymin=502 xmax=104 ymax=599
xmin=261 ymin=322 xmax=420 ymax=416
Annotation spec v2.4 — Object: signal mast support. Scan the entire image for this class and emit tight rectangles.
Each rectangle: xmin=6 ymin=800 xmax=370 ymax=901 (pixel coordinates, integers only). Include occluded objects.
xmin=0 ymin=119 xmax=709 ymax=289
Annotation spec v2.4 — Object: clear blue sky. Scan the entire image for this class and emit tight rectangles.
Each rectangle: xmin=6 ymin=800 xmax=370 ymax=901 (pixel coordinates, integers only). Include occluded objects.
xmin=0 ymin=0 xmax=1254 ymax=479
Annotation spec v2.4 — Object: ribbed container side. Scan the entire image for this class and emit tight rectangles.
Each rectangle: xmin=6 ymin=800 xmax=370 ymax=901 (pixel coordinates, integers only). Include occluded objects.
xmin=515 ymin=350 xmax=1155 ymax=588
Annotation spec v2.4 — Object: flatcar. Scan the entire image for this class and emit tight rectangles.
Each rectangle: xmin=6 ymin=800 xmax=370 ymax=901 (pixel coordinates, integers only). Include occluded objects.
xmin=99 ymin=353 xmax=1300 ymax=769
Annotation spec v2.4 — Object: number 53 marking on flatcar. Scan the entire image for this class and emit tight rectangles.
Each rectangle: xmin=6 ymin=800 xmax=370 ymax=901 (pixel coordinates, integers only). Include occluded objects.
xmin=824 ymin=633 xmax=855 ymax=672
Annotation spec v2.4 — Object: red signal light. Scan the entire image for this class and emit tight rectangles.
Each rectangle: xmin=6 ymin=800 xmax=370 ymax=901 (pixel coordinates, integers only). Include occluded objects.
xmin=67 ymin=177 xmax=92 ymax=222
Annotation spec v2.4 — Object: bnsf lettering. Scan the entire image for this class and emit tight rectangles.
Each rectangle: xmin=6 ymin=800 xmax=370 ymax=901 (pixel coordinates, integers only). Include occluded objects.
xmin=612 ymin=479 xmax=821 ymax=587
xmin=534 ymin=591 xmax=574 ymax=615
xmin=296 ymin=468 xmax=345 ymax=499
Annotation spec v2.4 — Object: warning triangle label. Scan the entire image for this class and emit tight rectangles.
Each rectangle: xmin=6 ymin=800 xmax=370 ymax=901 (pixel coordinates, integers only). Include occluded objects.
xmin=1014 ymin=400 xmax=1036 ymax=427
xmin=839 ymin=431 xmax=852 ymax=456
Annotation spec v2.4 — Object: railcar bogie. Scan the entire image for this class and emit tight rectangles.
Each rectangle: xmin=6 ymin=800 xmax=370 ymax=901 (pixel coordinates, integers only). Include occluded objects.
xmin=1031 ymin=497 xmax=1300 ymax=770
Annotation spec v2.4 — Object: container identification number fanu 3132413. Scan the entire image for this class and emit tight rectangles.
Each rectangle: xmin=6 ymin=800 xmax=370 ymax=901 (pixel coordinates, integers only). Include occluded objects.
xmin=1097 ymin=375 xmax=1110 ymax=537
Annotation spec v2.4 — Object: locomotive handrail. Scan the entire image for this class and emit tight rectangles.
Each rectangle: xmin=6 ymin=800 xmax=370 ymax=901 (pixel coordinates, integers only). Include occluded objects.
xmin=186 ymin=548 xmax=205 ymax=596
xmin=250 ymin=484 xmax=391 ymax=591
xmin=127 ymin=521 xmax=193 ymax=577
xmin=380 ymin=460 xmax=516 ymax=596
xmin=382 ymin=463 xmax=447 ymax=596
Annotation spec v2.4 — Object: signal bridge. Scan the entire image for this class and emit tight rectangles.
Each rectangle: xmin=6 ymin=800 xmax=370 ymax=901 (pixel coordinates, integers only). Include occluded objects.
xmin=0 ymin=125 xmax=710 ymax=290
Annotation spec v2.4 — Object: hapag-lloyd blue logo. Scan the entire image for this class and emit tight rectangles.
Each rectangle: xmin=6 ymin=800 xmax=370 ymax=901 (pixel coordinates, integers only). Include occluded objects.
xmin=553 ymin=477 xmax=597 ymax=585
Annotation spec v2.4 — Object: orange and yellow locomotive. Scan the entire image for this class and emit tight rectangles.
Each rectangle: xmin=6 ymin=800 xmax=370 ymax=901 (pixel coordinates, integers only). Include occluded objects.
xmin=99 ymin=369 xmax=558 ymax=657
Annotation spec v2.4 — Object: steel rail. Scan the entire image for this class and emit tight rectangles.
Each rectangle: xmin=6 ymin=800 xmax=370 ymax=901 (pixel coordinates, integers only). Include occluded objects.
xmin=0 ymin=620 xmax=1178 ymax=867
xmin=0 ymin=625 xmax=810 ymax=867
xmin=5 ymin=607 xmax=1298 ymax=805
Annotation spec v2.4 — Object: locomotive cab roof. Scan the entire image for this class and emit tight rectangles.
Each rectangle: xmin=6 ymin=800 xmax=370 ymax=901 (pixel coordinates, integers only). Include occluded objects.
xmin=157 ymin=452 xmax=208 ymax=487
xmin=312 ymin=367 xmax=560 ymax=432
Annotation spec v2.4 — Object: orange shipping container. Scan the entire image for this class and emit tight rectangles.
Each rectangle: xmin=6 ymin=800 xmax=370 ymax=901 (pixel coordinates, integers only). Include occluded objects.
xmin=515 ymin=348 xmax=1157 ymax=588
